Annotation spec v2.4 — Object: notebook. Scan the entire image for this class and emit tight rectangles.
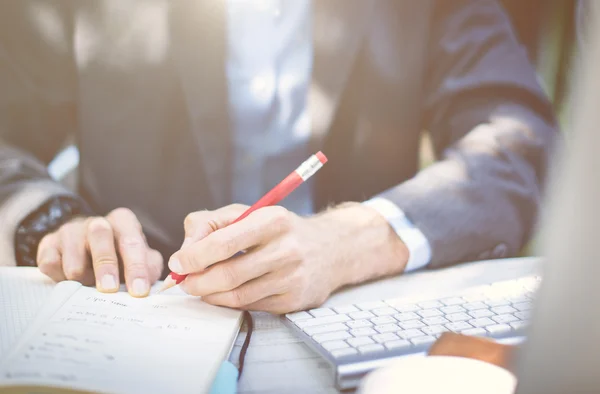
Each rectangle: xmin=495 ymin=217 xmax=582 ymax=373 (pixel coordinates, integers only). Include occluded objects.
xmin=0 ymin=267 xmax=55 ymax=356
xmin=0 ymin=280 xmax=243 ymax=394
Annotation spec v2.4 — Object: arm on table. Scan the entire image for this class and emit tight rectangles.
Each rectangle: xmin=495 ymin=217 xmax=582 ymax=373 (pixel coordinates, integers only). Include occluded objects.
xmin=377 ymin=0 xmax=559 ymax=269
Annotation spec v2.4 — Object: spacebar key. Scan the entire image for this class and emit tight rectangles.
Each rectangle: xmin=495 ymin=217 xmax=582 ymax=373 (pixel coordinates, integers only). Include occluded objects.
xmin=296 ymin=314 xmax=350 ymax=328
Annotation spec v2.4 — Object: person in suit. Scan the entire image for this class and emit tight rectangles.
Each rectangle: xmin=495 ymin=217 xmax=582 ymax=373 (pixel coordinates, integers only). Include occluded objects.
xmin=1 ymin=0 xmax=557 ymax=313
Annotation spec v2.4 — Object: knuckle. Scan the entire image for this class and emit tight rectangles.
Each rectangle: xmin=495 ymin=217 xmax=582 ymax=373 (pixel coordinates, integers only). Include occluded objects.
xmin=229 ymin=203 xmax=247 ymax=212
xmin=93 ymin=256 xmax=118 ymax=267
xmin=283 ymin=236 xmax=303 ymax=261
xmin=125 ymin=263 xmax=149 ymax=279
xmin=184 ymin=211 xmax=201 ymax=229
xmin=86 ymin=217 xmax=112 ymax=235
xmin=118 ymin=235 xmax=145 ymax=249
xmin=268 ymin=206 xmax=293 ymax=231
xmin=219 ymin=265 xmax=239 ymax=289
xmin=211 ymin=233 xmax=238 ymax=259
xmin=60 ymin=220 xmax=80 ymax=235
xmin=65 ymin=265 xmax=86 ymax=280
xmin=229 ymin=289 xmax=246 ymax=308
xmin=108 ymin=207 xmax=136 ymax=221
xmin=179 ymin=252 xmax=201 ymax=272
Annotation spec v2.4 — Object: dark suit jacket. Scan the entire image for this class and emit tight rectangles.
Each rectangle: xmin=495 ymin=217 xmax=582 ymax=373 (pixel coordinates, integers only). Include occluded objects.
xmin=0 ymin=0 xmax=558 ymax=268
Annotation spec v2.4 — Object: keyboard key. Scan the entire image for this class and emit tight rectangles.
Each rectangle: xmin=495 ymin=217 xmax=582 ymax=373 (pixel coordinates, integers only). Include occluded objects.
xmin=390 ymin=303 xmax=421 ymax=313
xmin=397 ymin=329 xmax=424 ymax=339
xmin=370 ymin=316 xmax=396 ymax=325
xmin=399 ymin=320 xmax=426 ymax=330
xmin=347 ymin=336 xmax=375 ymax=348
xmin=492 ymin=314 xmax=519 ymax=324
xmin=446 ymin=312 xmax=471 ymax=322
xmin=421 ymin=316 xmax=449 ymax=326
xmin=372 ymin=307 xmax=397 ymax=316
xmin=313 ymin=331 xmax=352 ymax=343
xmin=468 ymin=318 xmax=496 ymax=328
xmin=468 ymin=309 xmax=495 ymax=319
xmin=485 ymin=299 xmax=510 ymax=308
xmin=305 ymin=323 xmax=348 ymax=336
xmin=358 ymin=344 xmax=385 ymax=354
xmin=446 ymin=322 xmax=473 ymax=332
xmin=486 ymin=324 xmax=511 ymax=336
xmin=440 ymin=297 xmax=464 ymax=306
xmin=417 ymin=308 xmax=443 ymax=318
xmin=463 ymin=302 xmax=487 ymax=311
xmin=491 ymin=306 xmax=517 ymax=315
xmin=411 ymin=336 xmax=437 ymax=346
xmin=375 ymin=324 xmax=400 ymax=333
xmin=513 ymin=302 xmax=533 ymax=312
xmin=372 ymin=333 xmax=399 ymax=344
xmin=296 ymin=314 xmax=350 ymax=328
xmin=356 ymin=301 xmax=388 ymax=311
xmin=333 ymin=305 xmax=359 ymax=314
xmin=309 ymin=308 xmax=336 ymax=318
xmin=440 ymin=305 xmax=466 ymax=314
xmin=331 ymin=348 xmax=358 ymax=358
xmin=421 ymin=325 xmax=448 ymax=336
xmin=321 ymin=340 xmax=350 ymax=351
xmin=287 ymin=311 xmax=312 ymax=322
xmin=461 ymin=327 xmax=487 ymax=337
xmin=394 ymin=312 xmax=420 ymax=322
xmin=349 ymin=311 xmax=375 ymax=320
xmin=418 ymin=300 xmax=443 ymax=309
xmin=510 ymin=321 xmax=528 ymax=331
xmin=346 ymin=319 xmax=372 ymax=329
xmin=350 ymin=327 xmax=377 ymax=337
xmin=514 ymin=311 xmax=530 ymax=320
xmin=385 ymin=339 xmax=412 ymax=350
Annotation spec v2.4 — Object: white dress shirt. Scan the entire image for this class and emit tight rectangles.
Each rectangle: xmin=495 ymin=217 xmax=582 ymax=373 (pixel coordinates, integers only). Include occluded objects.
xmin=225 ymin=0 xmax=431 ymax=271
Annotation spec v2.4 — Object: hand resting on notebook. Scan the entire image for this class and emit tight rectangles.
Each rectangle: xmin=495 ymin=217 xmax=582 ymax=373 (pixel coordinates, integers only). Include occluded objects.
xmin=168 ymin=203 xmax=409 ymax=314
xmin=36 ymin=208 xmax=164 ymax=297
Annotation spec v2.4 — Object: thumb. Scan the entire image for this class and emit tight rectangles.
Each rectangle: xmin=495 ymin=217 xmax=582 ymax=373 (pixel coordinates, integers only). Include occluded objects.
xmin=182 ymin=204 xmax=249 ymax=248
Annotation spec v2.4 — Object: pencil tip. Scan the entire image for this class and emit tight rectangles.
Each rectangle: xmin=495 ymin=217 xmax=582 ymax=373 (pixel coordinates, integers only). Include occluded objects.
xmin=157 ymin=276 xmax=177 ymax=294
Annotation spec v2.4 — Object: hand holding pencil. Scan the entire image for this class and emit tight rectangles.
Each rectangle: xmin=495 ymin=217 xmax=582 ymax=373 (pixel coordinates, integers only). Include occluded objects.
xmin=159 ymin=152 xmax=328 ymax=293
xmin=161 ymin=150 xmax=410 ymax=314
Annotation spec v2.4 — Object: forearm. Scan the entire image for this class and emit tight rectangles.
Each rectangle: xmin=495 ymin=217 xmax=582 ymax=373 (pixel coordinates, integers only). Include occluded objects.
xmin=379 ymin=102 xmax=558 ymax=268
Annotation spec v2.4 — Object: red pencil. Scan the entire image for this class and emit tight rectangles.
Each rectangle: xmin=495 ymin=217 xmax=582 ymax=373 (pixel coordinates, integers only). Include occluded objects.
xmin=158 ymin=151 xmax=328 ymax=292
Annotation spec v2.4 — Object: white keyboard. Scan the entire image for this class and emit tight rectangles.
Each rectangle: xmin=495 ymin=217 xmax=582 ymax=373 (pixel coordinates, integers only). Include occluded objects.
xmin=284 ymin=275 xmax=540 ymax=390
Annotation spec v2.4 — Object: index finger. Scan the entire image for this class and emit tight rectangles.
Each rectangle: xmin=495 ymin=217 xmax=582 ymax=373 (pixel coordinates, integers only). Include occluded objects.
xmin=106 ymin=208 xmax=150 ymax=297
xmin=170 ymin=206 xmax=292 ymax=274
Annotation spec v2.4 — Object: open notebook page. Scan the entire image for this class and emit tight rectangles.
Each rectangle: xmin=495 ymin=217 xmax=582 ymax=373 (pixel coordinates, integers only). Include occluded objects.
xmin=0 ymin=267 xmax=55 ymax=356
xmin=0 ymin=281 xmax=243 ymax=394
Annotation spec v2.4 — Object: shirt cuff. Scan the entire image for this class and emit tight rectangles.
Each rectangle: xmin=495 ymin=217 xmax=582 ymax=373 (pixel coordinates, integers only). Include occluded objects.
xmin=363 ymin=197 xmax=432 ymax=272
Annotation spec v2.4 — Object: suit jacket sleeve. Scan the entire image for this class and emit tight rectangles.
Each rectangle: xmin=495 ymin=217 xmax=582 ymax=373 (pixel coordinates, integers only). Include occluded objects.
xmin=0 ymin=1 xmax=80 ymax=265
xmin=378 ymin=0 xmax=559 ymax=269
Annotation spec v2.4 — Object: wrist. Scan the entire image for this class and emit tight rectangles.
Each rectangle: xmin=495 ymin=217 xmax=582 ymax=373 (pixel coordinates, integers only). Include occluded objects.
xmin=312 ymin=202 xmax=409 ymax=290
xmin=15 ymin=196 xmax=94 ymax=267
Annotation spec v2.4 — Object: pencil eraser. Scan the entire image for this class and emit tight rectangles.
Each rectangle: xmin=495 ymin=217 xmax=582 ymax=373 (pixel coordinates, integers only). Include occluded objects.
xmin=315 ymin=151 xmax=328 ymax=164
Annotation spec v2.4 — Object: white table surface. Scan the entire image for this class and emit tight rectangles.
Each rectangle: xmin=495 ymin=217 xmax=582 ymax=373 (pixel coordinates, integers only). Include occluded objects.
xmin=231 ymin=257 xmax=542 ymax=394
xmin=1 ymin=257 xmax=542 ymax=393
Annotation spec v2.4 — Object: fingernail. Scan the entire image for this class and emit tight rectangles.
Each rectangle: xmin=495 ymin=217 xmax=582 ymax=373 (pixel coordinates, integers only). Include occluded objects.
xmin=181 ymin=238 xmax=193 ymax=248
xmin=100 ymin=275 xmax=117 ymax=291
xmin=169 ymin=257 xmax=183 ymax=273
xmin=132 ymin=278 xmax=149 ymax=297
